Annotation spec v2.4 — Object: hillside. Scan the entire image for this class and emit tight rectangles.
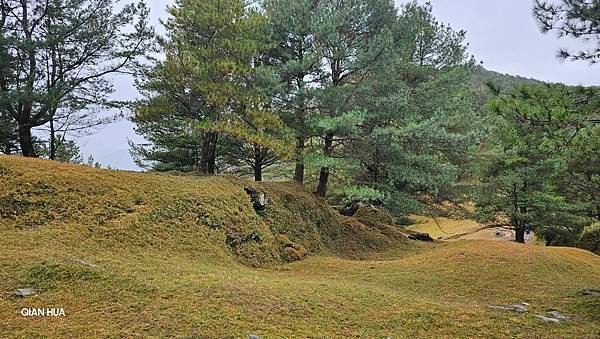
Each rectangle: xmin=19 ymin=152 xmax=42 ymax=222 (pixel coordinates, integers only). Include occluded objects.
xmin=1 ymin=156 xmax=599 ymax=337
xmin=469 ymin=67 xmax=547 ymax=106
xmin=470 ymin=66 xmax=545 ymax=90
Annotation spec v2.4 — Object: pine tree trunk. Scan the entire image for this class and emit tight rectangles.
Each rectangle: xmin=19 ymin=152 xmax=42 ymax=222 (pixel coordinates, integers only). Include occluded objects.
xmin=316 ymin=167 xmax=329 ymax=198
xmin=18 ymin=124 xmax=36 ymax=157
xmin=200 ymin=132 xmax=218 ymax=175
xmin=515 ymin=228 xmax=525 ymax=243
xmin=254 ymin=164 xmax=262 ymax=182
xmin=49 ymin=119 xmax=56 ymax=160
xmin=514 ymin=221 xmax=526 ymax=244
xmin=19 ymin=3 xmax=37 ymax=158
xmin=316 ymin=133 xmax=333 ymax=198
xmin=293 ymin=136 xmax=305 ymax=183
xmin=254 ymin=145 xmax=263 ymax=182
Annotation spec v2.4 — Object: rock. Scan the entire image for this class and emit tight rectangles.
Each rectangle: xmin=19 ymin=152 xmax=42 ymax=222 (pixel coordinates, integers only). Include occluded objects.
xmin=248 ymin=334 xmax=260 ymax=339
xmin=508 ymin=304 xmax=528 ymax=312
xmin=15 ymin=288 xmax=35 ymax=297
xmin=339 ymin=203 xmax=359 ymax=217
xmin=276 ymin=234 xmax=307 ymax=262
xmin=408 ymin=232 xmax=434 ymax=242
xmin=65 ymin=258 xmax=98 ymax=269
xmin=281 ymin=247 xmax=303 ymax=262
xmin=535 ymin=315 xmax=560 ymax=323
xmin=339 ymin=200 xmax=383 ymax=217
xmin=488 ymin=304 xmax=528 ymax=312
xmin=582 ymin=288 xmax=600 ymax=296
xmin=547 ymin=311 xmax=573 ymax=321
xmin=534 ymin=311 xmax=574 ymax=323
xmin=244 ymin=187 xmax=268 ymax=212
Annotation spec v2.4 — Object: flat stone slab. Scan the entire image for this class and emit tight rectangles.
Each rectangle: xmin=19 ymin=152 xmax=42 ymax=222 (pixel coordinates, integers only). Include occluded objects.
xmin=535 ymin=311 xmax=575 ymax=323
xmin=535 ymin=315 xmax=561 ymax=323
xmin=582 ymin=288 xmax=600 ymax=296
xmin=488 ymin=303 xmax=528 ymax=312
xmin=15 ymin=288 xmax=35 ymax=297
xmin=65 ymin=258 xmax=98 ymax=269
xmin=547 ymin=311 xmax=573 ymax=320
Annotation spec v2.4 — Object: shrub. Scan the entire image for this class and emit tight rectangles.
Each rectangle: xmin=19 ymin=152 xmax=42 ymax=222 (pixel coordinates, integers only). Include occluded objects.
xmin=537 ymin=226 xmax=582 ymax=247
xmin=578 ymin=223 xmax=600 ymax=255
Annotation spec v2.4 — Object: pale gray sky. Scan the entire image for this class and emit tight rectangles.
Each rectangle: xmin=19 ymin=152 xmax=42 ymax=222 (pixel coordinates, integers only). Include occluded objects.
xmin=80 ymin=0 xmax=599 ymax=171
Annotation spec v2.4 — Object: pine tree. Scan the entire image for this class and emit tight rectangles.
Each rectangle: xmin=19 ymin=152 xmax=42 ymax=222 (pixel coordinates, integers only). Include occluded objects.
xmin=534 ymin=0 xmax=600 ymax=63
xmin=133 ymin=0 xmax=287 ymax=175
xmin=476 ymin=84 xmax=594 ymax=243
xmin=0 ymin=4 xmax=19 ymax=154
xmin=0 ymin=0 xmax=153 ymax=157
xmin=263 ymin=0 xmax=322 ymax=183
xmin=310 ymin=0 xmax=397 ymax=197
xmin=338 ymin=1 xmax=479 ymax=214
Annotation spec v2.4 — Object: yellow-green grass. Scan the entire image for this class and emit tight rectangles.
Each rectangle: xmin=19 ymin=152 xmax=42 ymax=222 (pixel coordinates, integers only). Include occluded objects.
xmin=408 ymin=215 xmax=483 ymax=239
xmin=1 ymin=156 xmax=599 ymax=337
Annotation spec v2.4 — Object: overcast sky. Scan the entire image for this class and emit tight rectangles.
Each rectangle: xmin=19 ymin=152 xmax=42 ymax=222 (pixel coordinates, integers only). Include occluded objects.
xmin=79 ymin=0 xmax=599 ymax=171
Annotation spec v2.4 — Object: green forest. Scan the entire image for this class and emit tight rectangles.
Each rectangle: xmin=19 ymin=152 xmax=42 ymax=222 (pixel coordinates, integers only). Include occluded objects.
xmin=1 ymin=0 xmax=599 ymax=249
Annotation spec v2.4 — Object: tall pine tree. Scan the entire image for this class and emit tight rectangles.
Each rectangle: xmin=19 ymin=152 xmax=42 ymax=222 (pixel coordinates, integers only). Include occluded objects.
xmin=310 ymin=0 xmax=397 ymax=197
xmin=133 ymin=0 xmax=286 ymax=175
xmin=263 ymin=0 xmax=322 ymax=183
xmin=0 ymin=0 xmax=153 ymax=157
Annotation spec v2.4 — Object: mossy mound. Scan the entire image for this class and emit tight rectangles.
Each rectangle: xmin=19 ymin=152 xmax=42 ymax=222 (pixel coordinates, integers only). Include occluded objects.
xmin=244 ymin=181 xmax=414 ymax=259
xmin=352 ymin=206 xmax=412 ymax=241
xmin=0 ymin=156 xmax=413 ymax=266
xmin=1 ymin=158 xmax=599 ymax=337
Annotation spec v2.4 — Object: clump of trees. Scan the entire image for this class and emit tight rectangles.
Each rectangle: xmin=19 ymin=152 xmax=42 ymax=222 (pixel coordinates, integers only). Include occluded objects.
xmin=131 ymin=0 xmax=481 ymax=217
xmin=132 ymin=0 xmax=288 ymax=180
xmin=471 ymin=0 xmax=600 ymax=244
xmin=130 ymin=0 xmax=598 ymax=246
xmin=474 ymin=84 xmax=599 ymax=243
xmin=2 ymin=0 xmax=598 ymax=247
xmin=0 ymin=0 xmax=154 ymax=158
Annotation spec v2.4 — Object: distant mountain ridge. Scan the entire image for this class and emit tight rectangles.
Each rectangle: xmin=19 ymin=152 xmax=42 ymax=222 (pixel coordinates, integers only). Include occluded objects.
xmin=470 ymin=66 xmax=546 ymax=90
xmin=469 ymin=66 xmax=547 ymax=105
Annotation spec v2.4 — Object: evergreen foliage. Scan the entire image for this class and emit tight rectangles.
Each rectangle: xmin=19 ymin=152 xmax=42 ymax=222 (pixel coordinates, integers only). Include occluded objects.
xmin=132 ymin=0 xmax=289 ymax=178
xmin=534 ymin=0 xmax=600 ymax=63
xmin=475 ymin=83 xmax=599 ymax=243
xmin=0 ymin=0 xmax=154 ymax=157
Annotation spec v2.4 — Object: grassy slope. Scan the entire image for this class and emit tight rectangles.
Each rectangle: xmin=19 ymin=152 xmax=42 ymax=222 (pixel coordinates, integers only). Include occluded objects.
xmin=407 ymin=215 xmax=483 ymax=239
xmin=1 ymin=156 xmax=599 ymax=338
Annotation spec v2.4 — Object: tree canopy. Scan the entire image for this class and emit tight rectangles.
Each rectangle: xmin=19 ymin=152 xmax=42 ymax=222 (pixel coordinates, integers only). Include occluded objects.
xmin=0 ymin=0 xmax=154 ymax=157
xmin=534 ymin=0 xmax=600 ymax=63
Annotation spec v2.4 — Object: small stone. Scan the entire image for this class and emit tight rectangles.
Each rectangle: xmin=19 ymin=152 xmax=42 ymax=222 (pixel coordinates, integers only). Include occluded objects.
xmin=535 ymin=315 xmax=560 ymax=323
xmin=244 ymin=187 xmax=268 ymax=212
xmin=15 ymin=288 xmax=35 ymax=297
xmin=582 ymin=288 xmax=600 ymax=296
xmin=488 ymin=304 xmax=527 ymax=312
xmin=509 ymin=304 xmax=528 ymax=312
xmin=248 ymin=334 xmax=260 ymax=339
xmin=547 ymin=311 xmax=573 ymax=320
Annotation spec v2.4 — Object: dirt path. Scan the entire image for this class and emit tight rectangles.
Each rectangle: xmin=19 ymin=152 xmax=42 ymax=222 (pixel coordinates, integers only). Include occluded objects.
xmin=457 ymin=226 xmax=535 ymax=243
xmin=408 ymin=215 xmax=535 ymax=243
